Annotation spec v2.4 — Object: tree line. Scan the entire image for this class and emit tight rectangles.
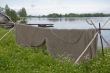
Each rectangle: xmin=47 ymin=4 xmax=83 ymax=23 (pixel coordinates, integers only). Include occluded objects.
xmin=0 ymin=5 xmax=27 ymax=22
xmin=1 ymin=5 xmax=110 ymax=20
xmin=45 ymin=13 xmax=110 ymax=18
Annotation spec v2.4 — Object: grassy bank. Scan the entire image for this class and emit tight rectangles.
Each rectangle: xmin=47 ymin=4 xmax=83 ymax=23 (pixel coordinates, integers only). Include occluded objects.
xmin=0 ymin=27 xmax=110 ymax=73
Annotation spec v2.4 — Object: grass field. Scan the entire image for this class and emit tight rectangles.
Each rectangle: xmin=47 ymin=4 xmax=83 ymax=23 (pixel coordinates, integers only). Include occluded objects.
xmin=0 ymin=27 xmax=110 ymax=73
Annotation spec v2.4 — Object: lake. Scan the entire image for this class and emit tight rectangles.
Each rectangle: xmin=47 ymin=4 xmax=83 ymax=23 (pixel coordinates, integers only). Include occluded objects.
xmin=26 ymin=17 xmax=110 ymax=48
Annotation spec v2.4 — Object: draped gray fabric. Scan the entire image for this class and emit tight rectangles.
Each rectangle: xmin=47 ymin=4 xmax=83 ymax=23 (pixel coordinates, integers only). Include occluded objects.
xmin=46 ymin=29 xmax=98 ymax=60
xmin=15 ymin=24 xmax=98 ymax=61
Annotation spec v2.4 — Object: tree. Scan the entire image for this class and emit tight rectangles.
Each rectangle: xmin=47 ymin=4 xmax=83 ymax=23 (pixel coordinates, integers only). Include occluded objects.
xmin=5 ymin=5 xmax=19 ymax=22
xmin=18 ymin=8 xmax=27 ymax=23
xmin=5 ymin=5 xmax=11 ymax=16
xmin=18 ymin=8 xmax=27 ymax=17
xmin=9 ymin=9 xmax=19 ymax=22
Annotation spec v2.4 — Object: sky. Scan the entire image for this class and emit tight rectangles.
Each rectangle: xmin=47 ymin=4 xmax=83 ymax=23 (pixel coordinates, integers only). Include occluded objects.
xmin=0 ymin=0 xmax=110 ymax=15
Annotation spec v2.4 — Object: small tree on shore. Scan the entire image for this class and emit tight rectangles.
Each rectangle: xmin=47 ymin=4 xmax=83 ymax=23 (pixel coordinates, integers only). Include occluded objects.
xmin=18 ymin=8 xmax=27 ymax=17
xmin=18 ymin=8 xmax=27 ymax=23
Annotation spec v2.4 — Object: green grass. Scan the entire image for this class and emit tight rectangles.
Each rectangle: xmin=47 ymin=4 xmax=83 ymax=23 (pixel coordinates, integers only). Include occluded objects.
xmin=0 ymin=27 xmax=110 ymax=73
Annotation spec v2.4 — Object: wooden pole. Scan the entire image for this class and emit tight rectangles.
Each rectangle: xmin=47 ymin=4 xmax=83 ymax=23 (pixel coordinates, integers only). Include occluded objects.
xmin=75 ymin=31 xmax=99 ymax=63
xmin=0 ymin=28 xmax=14 ymax=41
xmin=99 ymin=23 xmax=104 ymax=56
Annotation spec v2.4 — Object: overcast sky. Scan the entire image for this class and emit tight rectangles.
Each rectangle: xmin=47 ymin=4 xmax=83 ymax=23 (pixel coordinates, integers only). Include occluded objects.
xmin=0 ymin=0 xmax=110 ymax=15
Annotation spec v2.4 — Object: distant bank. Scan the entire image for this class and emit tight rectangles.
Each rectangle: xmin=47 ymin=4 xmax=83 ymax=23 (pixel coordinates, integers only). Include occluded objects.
xmin=27 ymin=13 xmax=110 ymax=18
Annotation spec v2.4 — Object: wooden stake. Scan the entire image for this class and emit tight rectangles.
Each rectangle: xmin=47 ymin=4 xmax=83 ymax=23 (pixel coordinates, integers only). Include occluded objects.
xmin=99 ymin=23 xmax=104 ymax=56
xmin=75 ymin=31 xmax=99 ymax=63
xmin=0 ymin=28 xmax=14 ymax=41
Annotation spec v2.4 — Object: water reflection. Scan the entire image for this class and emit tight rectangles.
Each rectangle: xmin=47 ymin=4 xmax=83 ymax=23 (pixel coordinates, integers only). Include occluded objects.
xmin=46 ymin=17 xmax=92 ymax=22
xmin=47 ymin=18 xmax=62 ymax=22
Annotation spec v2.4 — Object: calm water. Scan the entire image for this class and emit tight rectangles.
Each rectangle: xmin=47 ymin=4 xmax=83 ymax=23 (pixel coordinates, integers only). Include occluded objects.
xmin=26 ymin=17 xmax=110 ymax=48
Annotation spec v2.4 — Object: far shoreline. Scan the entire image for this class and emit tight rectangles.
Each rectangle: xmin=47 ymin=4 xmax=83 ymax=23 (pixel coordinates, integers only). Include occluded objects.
xmin=27 ymin=13 xmax=110 ymax=18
